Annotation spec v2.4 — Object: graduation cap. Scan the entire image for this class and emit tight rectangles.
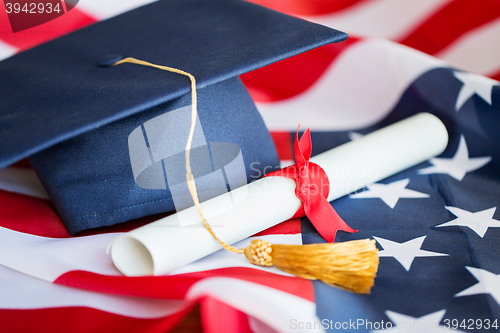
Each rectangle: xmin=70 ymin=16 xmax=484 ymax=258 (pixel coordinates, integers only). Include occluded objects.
xmin=0 ymin=0 xmax=347 ymax=234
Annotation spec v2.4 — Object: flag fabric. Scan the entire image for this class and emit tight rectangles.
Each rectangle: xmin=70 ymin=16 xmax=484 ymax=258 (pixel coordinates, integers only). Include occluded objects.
xmin=1 ymin=0 xmax=500 ymax=332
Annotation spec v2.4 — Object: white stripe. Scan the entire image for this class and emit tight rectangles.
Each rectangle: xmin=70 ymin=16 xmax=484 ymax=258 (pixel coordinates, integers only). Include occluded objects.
xmin=77 ymin=0 xmax=157 ymax=20
xmin=303 ymin=0 xmax=452 ymax=40
xmin=436 ymin=18 xmax=500 ymax=77
xmin=258 ymin=38 xmax=446 ymax=131
xmin=0 ymin=227 xmax=121 ymax=281
xmin=0 ymin=227 xmax=308 ymax=323
xmin=0 ymin=167 xmax=48 ymax=199
xmin=248 ymin=316 xmax=282 ymax=333
xmin=0 ymin=226 xmax=301 ymax=281
xmin=0 ymin=264 xmax=187 ymax=318
xmin=169 ymin=234 xmax=301 ymax=276
xmin=187 ymin=277 xmax=323 ymax=333
xmin=0 ymin=40 xmax=17 ymax=62
xmin=280 ymin=160 xmax=295 ymax=168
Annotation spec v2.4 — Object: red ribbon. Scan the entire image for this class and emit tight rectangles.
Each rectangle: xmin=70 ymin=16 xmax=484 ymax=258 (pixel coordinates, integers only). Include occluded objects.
xmin=266 ymin=127 xmax=357 ymax=242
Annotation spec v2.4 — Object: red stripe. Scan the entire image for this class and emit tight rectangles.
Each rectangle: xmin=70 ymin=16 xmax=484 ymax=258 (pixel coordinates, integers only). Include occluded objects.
xmin=0 ymin=305 xmax=191 ymax=333
xmin=399 ymin=0 xmax=500 ymax=55
xmin=0 ymin=190 xmax=71 ymax=238
xmin=254 ymin=218 xmax=301 ymax=236
xmin=246 ymin=0 xmax=367 ymax=16
xmin=0 ymin=5 xmax=96 ymax=51
xmin=201 ymin=297 xmax=252 ymax=333
xmin=269 ymin=131 xmax=294 ymax=160
xmin=0 ymin=181 xmax=298 ymax=237
xmin=241 ymin=38 xmax=359 ymax=102
xmin=55 ymin=267 xmax=316 ymax=302
xmin=0 ymin=188 xmax=172 ymax=238
xmin=490 ymin=69 xmax=500 ymax=82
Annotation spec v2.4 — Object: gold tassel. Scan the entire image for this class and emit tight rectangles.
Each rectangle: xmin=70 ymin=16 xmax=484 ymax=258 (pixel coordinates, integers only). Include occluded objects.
xmin=113 ymin=58 xmax=380 ymax=294
xmin=244 ymin=239 xmax=378 ymax=294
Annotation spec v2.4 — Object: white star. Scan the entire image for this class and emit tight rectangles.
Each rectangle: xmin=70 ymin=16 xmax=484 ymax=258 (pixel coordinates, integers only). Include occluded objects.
xmin=348 ymin=131 xmax=364 ymax=141
xmin=437 ymin=206 xmax=500 ymax=238
xmin=454 ymin=71 xmax=498 ymax=111
xmin=418 ymin=135 xmax=491 ymax=181
xmin=371 ymin=309 xmax=465 ymax=332
xmin=456 ymin=267 xmax=500 ymax=305
xmin=374 ymin=236 xmax=448 ymax=271
xmin=350 ymin=179 xmax=429 ymax=208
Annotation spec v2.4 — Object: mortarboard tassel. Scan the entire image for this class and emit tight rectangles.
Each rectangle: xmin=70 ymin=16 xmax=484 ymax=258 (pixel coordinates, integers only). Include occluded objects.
xmin=113 ymin=58 xmax=379 ymax=294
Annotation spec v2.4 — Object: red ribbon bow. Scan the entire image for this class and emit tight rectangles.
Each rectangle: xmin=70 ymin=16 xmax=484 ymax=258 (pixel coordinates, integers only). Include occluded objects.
xmin=266 ymin=127 xmax=357 ymax=242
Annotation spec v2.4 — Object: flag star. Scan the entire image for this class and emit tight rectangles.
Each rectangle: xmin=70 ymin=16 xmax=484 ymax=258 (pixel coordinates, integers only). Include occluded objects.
xmin=455 ymin=267 xmax=500 ymax=305
xmin=348 ymin=131 xmax=364 ymax=141
xmin=418 ymin=135 xmax=491 ymax=181
xmin=350 ymin=179 xmax=429 ymax=209
xmin=437 ymin=206 xmax=500 ymax=238
xmin=371 ymin=309 xmax=466 ymax=332
xmin=454 ymin=71 xmax=498 ymax=111
xmin=373 ymin=236 xmax=448 ymax=271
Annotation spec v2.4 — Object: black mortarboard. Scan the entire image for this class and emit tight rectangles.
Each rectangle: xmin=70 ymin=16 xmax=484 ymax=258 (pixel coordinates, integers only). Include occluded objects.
xmin=0 ymin=0 xmax=347 ymax=234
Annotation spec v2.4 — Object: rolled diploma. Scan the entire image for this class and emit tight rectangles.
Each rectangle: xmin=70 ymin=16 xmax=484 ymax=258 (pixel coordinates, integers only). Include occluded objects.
xmin=111 ymin=113 xmax=448 ymax=276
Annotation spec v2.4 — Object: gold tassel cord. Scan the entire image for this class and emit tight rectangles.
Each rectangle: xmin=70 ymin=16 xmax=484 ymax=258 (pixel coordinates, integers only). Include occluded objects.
xmin=113 ymin=58 xmax=379 ymax=294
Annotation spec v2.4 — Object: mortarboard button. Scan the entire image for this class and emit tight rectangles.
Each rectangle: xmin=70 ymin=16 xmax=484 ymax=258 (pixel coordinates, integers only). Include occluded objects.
xmin=97 ymin=54 xmax=124 ymax=67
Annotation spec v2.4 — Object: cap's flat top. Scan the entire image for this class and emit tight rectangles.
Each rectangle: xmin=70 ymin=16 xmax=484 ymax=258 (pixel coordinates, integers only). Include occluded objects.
xmin=0 ymin=0 xmax=347 ymax=168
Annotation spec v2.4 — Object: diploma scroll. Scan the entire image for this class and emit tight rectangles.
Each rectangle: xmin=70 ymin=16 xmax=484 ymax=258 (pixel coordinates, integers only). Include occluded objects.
xmin=110 ymin=113 xmax=448 ymax=276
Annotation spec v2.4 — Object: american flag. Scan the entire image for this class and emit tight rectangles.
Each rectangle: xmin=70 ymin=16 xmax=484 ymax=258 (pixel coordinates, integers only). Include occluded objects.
xmin=1 ymin=0 xmax=499 ymax=332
